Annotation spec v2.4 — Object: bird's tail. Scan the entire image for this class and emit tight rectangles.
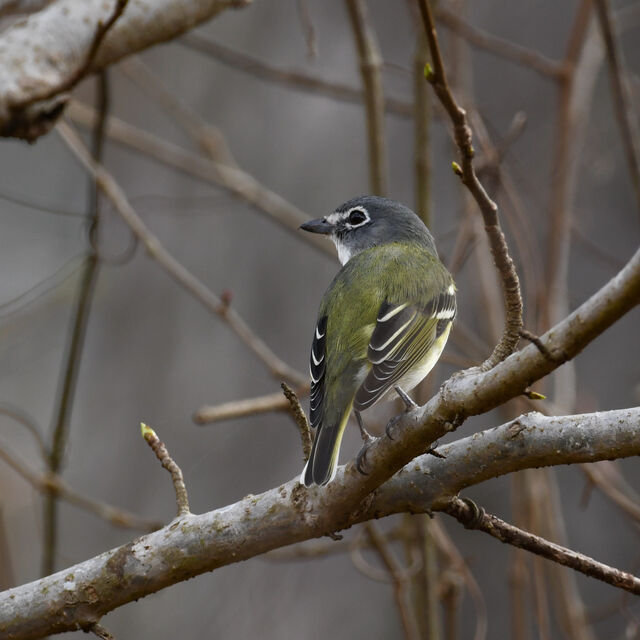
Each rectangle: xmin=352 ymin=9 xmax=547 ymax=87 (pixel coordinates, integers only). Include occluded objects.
xmin=301 ymin=404 xmax=352 ymax=487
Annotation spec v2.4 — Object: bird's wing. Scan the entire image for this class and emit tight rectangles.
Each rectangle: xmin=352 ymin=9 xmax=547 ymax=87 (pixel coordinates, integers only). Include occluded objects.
xmin=309 ymin=314 xmax=328 ymax=429
xmin=354 ymin=291 xmax=456 ymax=411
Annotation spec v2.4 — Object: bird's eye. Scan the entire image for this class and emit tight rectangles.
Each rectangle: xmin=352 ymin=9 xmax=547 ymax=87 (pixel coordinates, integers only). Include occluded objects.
xmin=348 ymin=208 xmax=367 ymax=226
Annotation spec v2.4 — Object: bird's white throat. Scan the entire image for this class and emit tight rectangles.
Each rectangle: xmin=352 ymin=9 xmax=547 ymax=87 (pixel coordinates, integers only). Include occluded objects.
xmin=333 ymin=237 xmax=353 ymax=265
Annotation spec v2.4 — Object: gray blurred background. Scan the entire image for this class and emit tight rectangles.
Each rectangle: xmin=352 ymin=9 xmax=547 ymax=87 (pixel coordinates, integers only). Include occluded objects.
xmin=1 ymin=0 xmax=639 ymax=638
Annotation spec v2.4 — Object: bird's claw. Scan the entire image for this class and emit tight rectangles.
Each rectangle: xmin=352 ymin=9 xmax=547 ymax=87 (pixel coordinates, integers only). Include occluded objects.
xmin=385 ymin=415 xmax=402 ymax=440
xmin=355 ymin=437 xmax=377 ymax=475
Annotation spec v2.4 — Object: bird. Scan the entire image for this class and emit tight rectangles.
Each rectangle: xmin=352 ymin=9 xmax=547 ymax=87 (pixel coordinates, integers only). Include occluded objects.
xmin=299 ymin=195 xmax=456 ymax=487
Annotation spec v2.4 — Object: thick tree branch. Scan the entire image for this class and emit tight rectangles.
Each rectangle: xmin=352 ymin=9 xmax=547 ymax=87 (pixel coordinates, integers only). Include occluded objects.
xmin=0 ymin=0 xmax=249 ymax=140
xmin=1 ymin=408 xmax=639 ymax=638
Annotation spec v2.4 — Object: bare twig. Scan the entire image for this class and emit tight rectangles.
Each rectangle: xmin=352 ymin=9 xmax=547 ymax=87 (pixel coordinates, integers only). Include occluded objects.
xmin=295 ymin=0 xmax=318 ymax=59
xmin=407 ymin=515 xmax=442 ymax=640
xmin=281 ymin=383 xmax=312 ymax=462
xmin=89 ymin=622 xmax=115 ymax=640
xmin=0 ymin=403 xmax=47 ymax=460
xmin=66 ymin=100 xmax=334 ymax=260
xmin=539 ymin=468 xmax=595 ymax=640
xmin=180 ymin=33 xmax=413 ymax=118
xmin=581 ymin=462 xmax=640 ymax=528
xmin=0 ymin=508 xmax=14 ymax=591
xmin=430 ymin=519 xmax=488 ymax=640
xmin=444 ymin=496 xmax=640 ymax=596
xmin=435 ymin=7 xmax=565 ymax=79
xmin=141 ymin=423 xmax=190 ymax=517
xmin=413 ymin=29 xmax=431 ymax=224
xmin=594 ymin=0 xmax=640 ymax=219
xmin=42 ymin=73 xmax=109 ymax=577
xmin=55 ymin=119 xmax=306 ymax=386
xmin=345 ymin=0 xmax=388 ymax=195
xmin=194 ymin=387 xmax=309 ymax=425
xmin=418 ymin=0 xmax=523 ymax=368
xmin=119 ymin=57 xmax=237 ymax=165
xmin=364 ymin=522 xmax=421 ymax=640
xmin=0 ymin=441 xmax=161 ymax=531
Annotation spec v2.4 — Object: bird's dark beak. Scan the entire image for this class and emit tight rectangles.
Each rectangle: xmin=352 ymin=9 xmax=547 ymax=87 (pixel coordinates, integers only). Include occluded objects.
xmin=300 ymin=218 xmax=333 ymax=235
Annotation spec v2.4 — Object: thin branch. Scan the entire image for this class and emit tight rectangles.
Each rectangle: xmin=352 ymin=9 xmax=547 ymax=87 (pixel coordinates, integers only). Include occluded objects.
xmin=180 ymin=33 xmax=413 ymax=118
xmin=89 ymin=623 xmax=115 ymax=640
xmin=364 ymin=522 xmax=421 ymax=640
xmin=430 ymin=519 xmax=488 ymax=640
xmin=0 ymin=403 xmax=47 ymax=461
xmin=345 ymin=0 xmax=388 ymax=195
xmin=295 ymin=0 xmax=318 ymax=59
xmin=594 ymin=0 xmax=640 ymax=219
xmin=119 ymin=57 xmax=237 ymax=165
xmin=418 ymin=0 xmax=523 ymax=369
xmin=0 ymin=441 xmax=161 ymax=532
xmin=0 ymin=508 xmax=14 ymax=591
xmin=581 ymin=462 xmax=640 ymax=528
xmin=413 ymin=28 xmax=431 ymax=224
xmin=435 ymin=8 xmax=565 ymax=80
xmin=42 ymin=72 xmax=109 ymax=577
xmin=194 ymin=387 xmax=309 ymax=425
xmin=141 ymin=423 xmax=190 ymax=517
xmin=0 ymin=255 xmax=87 ymax=319
xmin=55 ymin=119 xmax=307 ymax=387
xmin=66 ymin=100 xmax=335 ymax=260
xmin=281 ymin=383 xmax=312 ymax=462
xmin=444 ymin=496 xmax=640 ymax=596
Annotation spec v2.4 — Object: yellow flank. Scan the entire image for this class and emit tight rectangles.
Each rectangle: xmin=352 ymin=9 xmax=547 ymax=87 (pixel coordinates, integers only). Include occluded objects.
xmin=327 ymin=399 xmax=354 ymax=484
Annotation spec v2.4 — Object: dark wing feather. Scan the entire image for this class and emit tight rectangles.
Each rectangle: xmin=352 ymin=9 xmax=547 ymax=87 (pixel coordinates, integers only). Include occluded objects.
xmin=309 ymin=315 xmax=327 ymax=429
xmin=354 ymin=291 xmax=455 ymax=411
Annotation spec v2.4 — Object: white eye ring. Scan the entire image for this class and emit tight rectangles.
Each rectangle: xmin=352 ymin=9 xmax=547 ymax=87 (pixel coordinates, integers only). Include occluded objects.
xmin=345 ymin=206 xmax=370 ymax=228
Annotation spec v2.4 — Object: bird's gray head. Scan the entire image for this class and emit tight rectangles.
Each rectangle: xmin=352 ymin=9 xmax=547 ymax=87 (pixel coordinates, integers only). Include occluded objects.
xmin=300 ymin=196 xmax=437 ymax=265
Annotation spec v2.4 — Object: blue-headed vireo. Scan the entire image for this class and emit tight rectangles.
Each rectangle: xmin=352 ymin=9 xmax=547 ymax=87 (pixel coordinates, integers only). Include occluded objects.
xmin=299 ymin=196 xmax=456 ymax=486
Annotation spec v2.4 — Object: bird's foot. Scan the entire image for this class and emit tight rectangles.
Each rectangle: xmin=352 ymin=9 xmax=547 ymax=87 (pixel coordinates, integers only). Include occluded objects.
xmin=354 ymin=410 xmax=374 ymax=443
xmin=355 ymin=437 xmax=378 ymax=476
xmin=385 ymin=414 xmax=402 ymax=440
xmin=354 ymin=410 xmax=378 ymax=475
